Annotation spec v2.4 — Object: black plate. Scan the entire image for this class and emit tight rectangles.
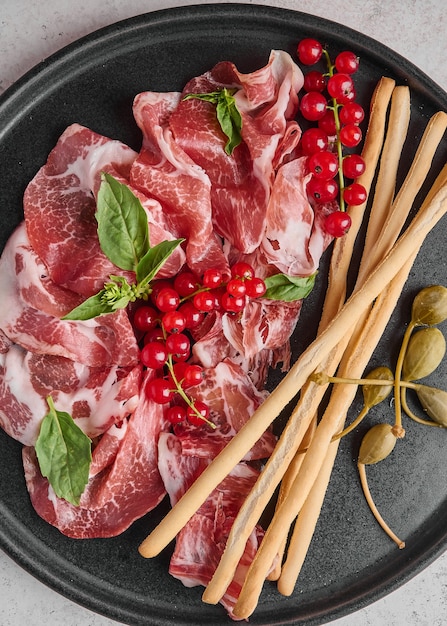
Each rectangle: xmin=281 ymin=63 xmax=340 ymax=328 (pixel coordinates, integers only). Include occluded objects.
xmin=1 ymin=4 xmax=447 ymax=625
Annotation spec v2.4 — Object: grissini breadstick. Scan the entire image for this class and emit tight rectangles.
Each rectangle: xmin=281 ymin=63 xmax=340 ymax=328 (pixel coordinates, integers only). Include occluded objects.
xmin=319 ymin=77 xmax=395 ymax=331
xmin=277 ymin=161 xmax=447 ymax=595
xmin=232 ymin=181 xmax=447 ymax=619
xmin=360 ymin=85 xmax=411 ymax=262
xmin=357 ymin=109 xmax=447 ymax=287
xmin=267 ymin=78 xmax=399 ymax=583
xmin=277 ymin=255 xmax=415 ymax=596
xmin=139 ymin=178 xmax=447 ymax=561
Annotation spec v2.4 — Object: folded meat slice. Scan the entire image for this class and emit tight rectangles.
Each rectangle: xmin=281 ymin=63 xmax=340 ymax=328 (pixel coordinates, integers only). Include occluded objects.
xmin=23 ymin=124 xmax=140 ymax=297
xmin=131 ymin=92 xmax=229 ymax=276
xmin=22 ymin=371 xmax=169 ymax=538
xmin=0 ymin=223 xmax=139 ymax=368
xmin=158 ymin=432 xmax=266 ymax=620
xmin=168 ymin=49 xmax=303 ymax=253
xmin=172 ymin=359 xmax=275 ymax=461
xmin=261 ymin=156 xmax=335 ymax=275
xmin=0 ymin=338 xmax=141 ymax=446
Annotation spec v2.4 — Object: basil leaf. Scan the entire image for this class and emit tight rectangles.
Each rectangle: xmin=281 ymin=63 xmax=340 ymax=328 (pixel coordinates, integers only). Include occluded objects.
xmin=136 ymin=238 xmax=185 ymax=286
xmin=183 ymin=88 xmax=242 ymax=155
xmin=35 ymin=396 xmax=92 ymax=506
xmin=61 ymin=290 xmax=118 ymax=320
xmin=216 ymin=89 xmax=242 ymax=155
xmin=96 ymin=172 xmax=150 ymax=271
xmin=263 ymin=273 xmax=316 ymax=302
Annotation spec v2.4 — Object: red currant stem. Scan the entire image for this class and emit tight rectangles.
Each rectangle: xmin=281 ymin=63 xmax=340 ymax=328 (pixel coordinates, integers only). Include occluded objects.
xmin=323 ymin=48 xmax=346 ymax=213
xmin=166 ymin=354 xmax=216 ymax=429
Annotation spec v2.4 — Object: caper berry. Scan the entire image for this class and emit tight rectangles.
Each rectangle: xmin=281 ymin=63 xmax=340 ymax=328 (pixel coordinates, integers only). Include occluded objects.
xmin=358 ymin=423 xmax=397 ymax=465
xmin=416 ymin=385 xmax=447 ymax=427
xmin=402 ymin=327 xmax=446 ymax=380
xmin=362 ymin=366 xmax=394 ymax=408
xmin=411 ymin=285 xmax=447 ymax=326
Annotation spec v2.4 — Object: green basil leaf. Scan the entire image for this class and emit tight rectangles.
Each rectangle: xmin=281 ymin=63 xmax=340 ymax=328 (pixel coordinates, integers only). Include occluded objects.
xmin=263 ymin=273 xmax=316 ymax=302
xmin=35 ymin=397 xmax=92 ymax=506
xmin=216 ymin=89 xmax=242 ymax=155
xmin=96 ymin=172 xmax=150 ymax=271
xmin=61 ymin=290 xmax=118 ymax=320
xmin=183 ymin=88 xmax=242 ymax=155
xmin=136 ymin=238 xmax=185 ymax=286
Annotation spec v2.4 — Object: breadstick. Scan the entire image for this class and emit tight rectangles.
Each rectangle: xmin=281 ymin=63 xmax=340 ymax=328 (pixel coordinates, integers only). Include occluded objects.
xmin=277 ymin=153 xmax=447 ymax=598
xmin=268 ymin=78 xmax=398 ymax=582
xmin=139 ymin=178 xmax=447 ymax=560
xmin=357 ymin=109 xmax=447 ymax=286
xmin=319 ymin=76 xmax=395 ymax=330
xmin=231 ymin=182 xmax=447 ymax=619
xmin=360 ymin=85 xmax=411 ymax=262
xmin=277 ymin=254 xmax=416 ymax=596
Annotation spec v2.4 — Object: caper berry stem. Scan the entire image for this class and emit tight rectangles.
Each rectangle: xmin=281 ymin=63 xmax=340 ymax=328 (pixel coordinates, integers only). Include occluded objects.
xmin=332 ymin=405 xmax=369 ymax=440
xmin=393 ymin=321 xmax=416 ymax=431
xmin=357 ymin=462 xmax=405 ymax=549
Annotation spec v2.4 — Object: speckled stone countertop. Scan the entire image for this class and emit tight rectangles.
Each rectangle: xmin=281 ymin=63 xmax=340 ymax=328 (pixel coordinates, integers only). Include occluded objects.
xmin=1 ymin=1 xmax=447 ymax=625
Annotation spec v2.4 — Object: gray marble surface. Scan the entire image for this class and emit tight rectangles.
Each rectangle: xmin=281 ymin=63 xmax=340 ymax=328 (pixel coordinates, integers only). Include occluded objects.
xmin=1 ymin=1 xmax=447 ymax=625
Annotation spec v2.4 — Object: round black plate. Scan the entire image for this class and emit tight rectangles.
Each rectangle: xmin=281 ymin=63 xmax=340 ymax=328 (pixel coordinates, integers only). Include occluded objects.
xmin=1 ymin=4 xmax=447 ymax=626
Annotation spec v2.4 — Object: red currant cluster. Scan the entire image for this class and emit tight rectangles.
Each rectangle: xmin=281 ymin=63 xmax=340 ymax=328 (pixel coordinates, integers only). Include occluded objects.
xmin=132 ymin=262 xmax=267 ymax=427
xmin=297 ymin=38 xmax=368 ymax=237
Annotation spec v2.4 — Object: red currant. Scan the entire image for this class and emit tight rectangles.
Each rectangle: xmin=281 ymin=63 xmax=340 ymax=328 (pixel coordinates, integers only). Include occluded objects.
xmin=307 ymin=177 xmax=339 ymax=203
xmin=183 ymin=364 xmax=204 ymax=388
xmin=324 ymin=211 xmax=352 ymax=237
xmin=178 ymin=301 xmax=204 ymax=329
xmin=299 ymin=91 xmax=327 ymax=121
xmin=245 ymin=277 xmax=267 ymax=298
xmin=173 ymin=272 xmax=199 ymax=297
xmin=165 ymin=405 xmax=187 ymax=424
xmin=343 ymin=183 xmax=367 ymax=206
xmin=308 ymin=151 xmax=339 ymax=180
xmin=226 ymin=278 xmax=247 ymax=297
xmin=143 ymin=326 xmax=165 ymax=345
xmin=231 ymin=262 xmax=255 ymax=281
xmin=146 ymin=377 xmax=174 ymax=403
xmin=155 ymin=287 xmax=180 ymax=312
xmin=318 ymin=109 xmax=337 ymax=136
xmin=221 ymin=292 xmax=246 ymax=313
xmin=327 ymin=73 xmax=355 ymax=104
xmin=133 ymin=305 xmax=159 ymax=332
xmin=297 ymin=38 xmax=323 ymax=65
xmin=193 ymin=290 xmax=216 ymax=312
xmin=339 ymin=102 xmax=365 ymax=125
xmin=342 ymin=154 xmax=366 ymax=179
xmin=162 ymin=310 xmax=187 ymax=334
xmin=166 ymin=332 xmax=190 ymax=356
xmin=150 ymin=279 xmax=172 ymax=305
xmin=335 ymin=51 xmax=360 ymax=74
xmin=339 ymin=124 xmax=362 ymax=148
xmin=186 ymin=400 xmax=210 ymax=427
xmin=140 ymin=341 xmax=168 ymax=369
xmin=168 ymin=361 xmax=188 ymax=386
xmin=202 ymin=268 xmax=223 ymax=288
xmin=300 ymin=128 xmax=328 ymax=155
xmin=303 ymin=70 xmax=326 ymax=93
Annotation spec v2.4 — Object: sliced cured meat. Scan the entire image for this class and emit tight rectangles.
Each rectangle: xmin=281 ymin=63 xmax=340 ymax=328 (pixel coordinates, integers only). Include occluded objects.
xmin=172 ymin=359 xmax=275 ymax=462
xmin=131 ymin=92 xmax=229 ymax=276
xmin=0 ymin=224 xmax=139 ymax=368
xmin=23 ymin=371 xmax=169 ymax=538
xmin=158 ymin=432 xmax=266 ymax=620
xmin=23 ymin=124 xmax=138 ymax=297
xmin=0 ymin=340 xmax=141 ymax=446
xmin=222 ymin=297 xmax=302 ymax=360
xmin=168 ymin=50 xmax=303 ymax=253
xmin=261 ymin=156 xmax=334 ymax=275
